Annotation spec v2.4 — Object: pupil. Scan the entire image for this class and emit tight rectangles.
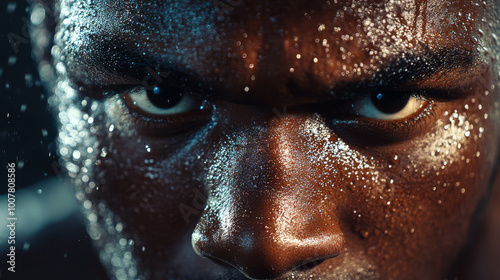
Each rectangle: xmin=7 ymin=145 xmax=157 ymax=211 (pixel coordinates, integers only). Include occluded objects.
xmin=371 ymin=91 xmax=410 ymax=114
xmin=147 ymin=85 xmax=183 ymax=109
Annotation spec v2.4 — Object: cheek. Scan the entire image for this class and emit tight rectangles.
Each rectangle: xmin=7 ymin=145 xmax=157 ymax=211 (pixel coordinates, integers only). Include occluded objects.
xmin=57 ymin=94 xmax=216 ymax=270
xmin=54 ymin=91 xmax=149 ymax=277
xmin=411 ymin=92 xmax=499 ymax=215
xmin=89 ymin=103 xmax=218 ymax=247
xmin=291 ymin=95 xmax=499 ymax=275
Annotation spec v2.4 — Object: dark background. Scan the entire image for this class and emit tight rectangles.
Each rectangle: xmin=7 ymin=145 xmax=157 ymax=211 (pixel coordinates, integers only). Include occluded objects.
xmin=1 ymin=1 xmax=108 ymax=279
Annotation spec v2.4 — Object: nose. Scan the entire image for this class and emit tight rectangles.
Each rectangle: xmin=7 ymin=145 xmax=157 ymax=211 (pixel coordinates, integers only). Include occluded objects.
xmin=192 ymin=200 xmax=344 ymax=279
xmin=192 ymin=114 xmax=345 ymax=279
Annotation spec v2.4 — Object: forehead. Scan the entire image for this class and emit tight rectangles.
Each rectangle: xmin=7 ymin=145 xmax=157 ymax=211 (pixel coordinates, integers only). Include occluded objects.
xmin=60 ymin=0 xmax=480 ymax=45
xmin=57 ymin=0 xmax=485 ymax=100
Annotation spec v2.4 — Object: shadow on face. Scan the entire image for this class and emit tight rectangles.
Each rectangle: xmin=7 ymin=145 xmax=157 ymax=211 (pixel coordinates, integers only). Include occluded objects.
xmin=31 ymin=0 xmax=500 ymax=279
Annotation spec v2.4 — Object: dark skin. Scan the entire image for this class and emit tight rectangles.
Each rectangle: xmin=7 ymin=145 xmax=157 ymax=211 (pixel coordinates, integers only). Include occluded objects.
xmin=31 ymin=0 xmax=500 ymax=279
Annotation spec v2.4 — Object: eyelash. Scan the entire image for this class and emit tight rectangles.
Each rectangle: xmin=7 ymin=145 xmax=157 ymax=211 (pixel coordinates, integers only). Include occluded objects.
xmin=329 ymin=98 xmax=437 ymax=144
xmin=114 ymin=86 xmax=441 ymax=142
xmin=117 ymin=92 xmax=213 ymax=136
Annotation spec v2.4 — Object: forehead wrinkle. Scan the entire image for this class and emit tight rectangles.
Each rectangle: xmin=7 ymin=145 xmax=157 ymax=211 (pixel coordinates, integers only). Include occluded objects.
xmin=58 ymin=0 xmax=486 ymax=101
xmin=198 ymin=0 xmax=415 ymax=100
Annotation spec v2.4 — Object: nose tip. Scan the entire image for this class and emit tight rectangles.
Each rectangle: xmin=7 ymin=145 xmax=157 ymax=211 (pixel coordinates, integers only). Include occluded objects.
xmin=192 ymin=223 xmax=344 ymax=279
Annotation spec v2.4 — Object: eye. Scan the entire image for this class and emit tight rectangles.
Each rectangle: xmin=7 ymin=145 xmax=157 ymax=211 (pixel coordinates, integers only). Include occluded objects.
xmin=125 ymin=85 xmax=199 ymax=116
xmin=119 ymin=84 xmax=212 ymax=136
xmin=353 ymin=91 xmax=426 ymax=120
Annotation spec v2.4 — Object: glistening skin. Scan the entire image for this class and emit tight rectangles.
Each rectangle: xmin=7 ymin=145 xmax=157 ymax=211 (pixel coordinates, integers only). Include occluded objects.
xmin=30 ymin=0 xmax=500 ymax=279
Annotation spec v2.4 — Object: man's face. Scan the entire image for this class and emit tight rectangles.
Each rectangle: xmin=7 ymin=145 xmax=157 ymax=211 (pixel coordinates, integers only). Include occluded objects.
xmin=46 ymin=0 xmax=500 ymax=279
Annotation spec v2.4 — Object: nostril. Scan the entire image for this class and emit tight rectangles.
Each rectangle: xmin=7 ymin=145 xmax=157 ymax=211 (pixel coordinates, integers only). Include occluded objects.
xmin=296 ymin=259 xmax=326 ymax=271
xmin=192 ymin=192 xmax=346 ymax=279
xmin=204 ymin=255 xmax=235 ymax=270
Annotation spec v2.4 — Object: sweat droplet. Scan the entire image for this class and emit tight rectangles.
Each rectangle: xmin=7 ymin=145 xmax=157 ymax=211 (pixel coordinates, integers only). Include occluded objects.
xmin=7 ymin=2 xmax=16 ymax=13
xmin=8 ymin=56 xmax=17 ymax=65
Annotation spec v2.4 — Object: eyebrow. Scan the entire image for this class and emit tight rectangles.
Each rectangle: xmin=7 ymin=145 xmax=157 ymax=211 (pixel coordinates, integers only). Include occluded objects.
xmin=366 ymin=47 xmax=479 ymax=89
xmin=287 ymin=47 xmax=482 ymax=102
xmin=67 ymin=36 xmax=178 ymax=84
xmin=68 ymin=35 xmax=482 ymax=101
xmin=67 ymin=35 xmax=214 ymax=99
xmin=366 ymin=48 xmax=477 ymax=86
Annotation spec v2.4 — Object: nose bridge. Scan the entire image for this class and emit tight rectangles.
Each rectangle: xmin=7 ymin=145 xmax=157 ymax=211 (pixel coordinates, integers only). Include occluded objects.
xmin=192 ymin=114 xmax=345 ymax=278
